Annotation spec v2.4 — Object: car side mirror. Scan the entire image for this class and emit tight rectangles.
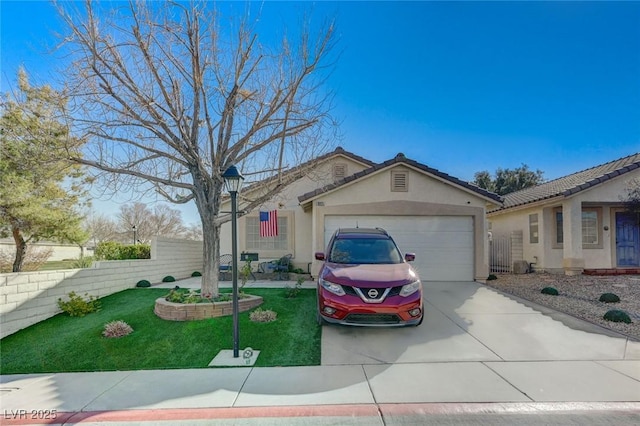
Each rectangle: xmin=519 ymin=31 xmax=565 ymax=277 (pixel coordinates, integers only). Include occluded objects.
xmin=405 ymin=253 xmax=416 ymax=262
xmin=315 ymin=252 xmax=326 ymax=261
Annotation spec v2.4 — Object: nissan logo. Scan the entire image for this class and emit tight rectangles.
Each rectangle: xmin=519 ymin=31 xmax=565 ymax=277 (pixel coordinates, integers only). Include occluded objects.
xmin=367 ymin=289 xmax=379 ymax=299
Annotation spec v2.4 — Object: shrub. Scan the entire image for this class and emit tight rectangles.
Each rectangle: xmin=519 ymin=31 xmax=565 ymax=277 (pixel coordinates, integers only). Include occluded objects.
xmin=603 ymin=309 xmax=632 ymax=324
xmin=95 ymin=242 xmax=151 ymax=260
xmin=58 ymin=291 xmax=100 ymax=317
xmin=599 ymin=293 xmax=620 ymax=303
xmin=250 ymin=308 xmax=277 ymax=323
xmin=165 ymin=289 xmax=185 ymax=303
xmin=102 ymin=320 xmax=133 ymax=338
xmin=120 ymin=244 xmax=151 ymax=260
xmin=95 ymin=241 xmax=123 ymax=260
xmin=162 ymin=275 xmax=176 ymax=282
xmin=240 ymin=261 xmax=253 ymax=289
xmin=136 ymin=279 xmax=151 ymax=288
xmin=541 ymin=287 xmax=559 ymax=296
xmin=487 ymin=274 xmax=498 ymax=281
xmin=285 ymin=277 xmax=305 ymax=298
xmin=191 ymin=271 xmax=202 ymax=277
xmin=1 ymin=246 xmax=53 ymax=272
xmin=72 ymin=256 xmax=94 ymax=269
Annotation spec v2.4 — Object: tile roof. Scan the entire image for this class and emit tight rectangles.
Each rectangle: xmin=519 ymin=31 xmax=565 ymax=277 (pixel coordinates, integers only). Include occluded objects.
xmin=238 ymin=146 xmax=375 ymax=194
xmin=494 ymin=153 xmax=640 ymax=211
xmin=298 ymin=153 xmax=503 ymax=204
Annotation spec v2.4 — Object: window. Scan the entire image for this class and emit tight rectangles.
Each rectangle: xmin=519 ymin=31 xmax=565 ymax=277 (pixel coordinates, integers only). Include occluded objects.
xmin=391 ymin=170 xmax=408 ymax=192
xmin=553 ymin=207 xmax=601 ymax=248
xmin=529 ymin=213 xmax=539 ymax=244
xmin=246 ymin=216 xmax=289 ymax=251
xmin=582 ymin=211 xmax=598 ymax=245
xmin=556 ymin=210 xmax=563 ymax=245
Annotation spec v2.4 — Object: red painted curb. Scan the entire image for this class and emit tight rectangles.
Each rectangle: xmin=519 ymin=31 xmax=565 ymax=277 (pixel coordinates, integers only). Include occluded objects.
xmin=2 ymin=402 xmax=639 ymax=424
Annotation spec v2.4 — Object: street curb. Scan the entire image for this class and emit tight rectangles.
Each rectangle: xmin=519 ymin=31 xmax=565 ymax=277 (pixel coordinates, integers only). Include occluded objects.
xmin=3 ymin=402 xmax=639 ymax=425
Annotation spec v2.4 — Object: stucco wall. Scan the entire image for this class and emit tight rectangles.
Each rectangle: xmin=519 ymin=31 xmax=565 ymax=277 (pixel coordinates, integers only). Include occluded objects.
xmin=220 ymin=154 xmax=371 ymax=270
xmin=489 ymin=171 xmax=639 ymax=272
xmin=307 ymin=165 xmax=494 ymax=280
xmin=0 ymin=240 xmax=95 ymax=262
xmin=0 ymin=237 xmax=203 ymax=339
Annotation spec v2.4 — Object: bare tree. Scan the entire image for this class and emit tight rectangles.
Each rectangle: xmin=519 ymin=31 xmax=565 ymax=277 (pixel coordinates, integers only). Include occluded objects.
xmin=84 ymin=211 xmax=119 ymax=246
xmin=183 ymin=223 xmax=203 ymax=241
xmin=57 ymin=1 xmax=338 ymax=296
xmin=118 ymin=202 xmax=186 ymax=243
xmin=622 ymin=178 xmax=640 ymax=215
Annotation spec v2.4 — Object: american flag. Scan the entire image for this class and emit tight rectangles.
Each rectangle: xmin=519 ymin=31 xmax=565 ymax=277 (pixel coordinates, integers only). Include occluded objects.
xmin=259 ymin=210 xmax=278 ymax=237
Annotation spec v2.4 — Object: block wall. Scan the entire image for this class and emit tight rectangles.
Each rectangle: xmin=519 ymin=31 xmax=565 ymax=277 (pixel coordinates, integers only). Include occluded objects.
xmin=0 ymin=237 xmax=203 ymax=338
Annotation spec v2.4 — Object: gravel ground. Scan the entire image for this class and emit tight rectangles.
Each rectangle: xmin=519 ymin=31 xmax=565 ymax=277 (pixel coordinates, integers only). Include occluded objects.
xmin=484 ymin=273 xmax=640 ymax=341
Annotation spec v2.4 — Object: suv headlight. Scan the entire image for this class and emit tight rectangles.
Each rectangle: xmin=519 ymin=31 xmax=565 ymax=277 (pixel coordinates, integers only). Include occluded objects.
xmin=399 ymin=280 xmax=421 ymax=297
xmin=319 ymin=278 xmax=345 ymax=296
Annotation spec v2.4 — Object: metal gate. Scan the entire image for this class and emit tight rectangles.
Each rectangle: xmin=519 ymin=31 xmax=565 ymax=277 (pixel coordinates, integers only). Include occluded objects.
xmin=489 ymin=235 xmax=512 ymax=273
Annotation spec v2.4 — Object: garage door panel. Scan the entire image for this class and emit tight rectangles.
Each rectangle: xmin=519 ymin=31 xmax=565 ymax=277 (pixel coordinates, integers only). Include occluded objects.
xmin=324 ymin=215 xmax=474 ymax=281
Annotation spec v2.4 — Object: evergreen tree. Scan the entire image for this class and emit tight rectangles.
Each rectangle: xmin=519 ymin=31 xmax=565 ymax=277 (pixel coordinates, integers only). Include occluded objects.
xmin=0 ymin=69 xmax=89 ymax=272
xmin=473 ymin=164 xmax=544 ymax=195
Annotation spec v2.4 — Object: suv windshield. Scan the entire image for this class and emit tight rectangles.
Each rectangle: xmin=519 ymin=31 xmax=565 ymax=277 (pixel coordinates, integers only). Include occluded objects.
xmin=329 ymin=237 xmax=403 ymax=265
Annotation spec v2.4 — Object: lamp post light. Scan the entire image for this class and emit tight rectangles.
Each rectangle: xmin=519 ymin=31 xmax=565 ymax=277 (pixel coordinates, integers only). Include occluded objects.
xmin=132 ymin=225 xmax=137 ymax=245
xmin=221 ymin=165 xmax=244 ymax=358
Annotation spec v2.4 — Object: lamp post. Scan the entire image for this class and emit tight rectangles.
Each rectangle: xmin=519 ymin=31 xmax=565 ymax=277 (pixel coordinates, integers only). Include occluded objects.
xmin=222 ymin=165 xmax=244 ymax=358
xmin=132 ymin=225 xmax=137 ymax=245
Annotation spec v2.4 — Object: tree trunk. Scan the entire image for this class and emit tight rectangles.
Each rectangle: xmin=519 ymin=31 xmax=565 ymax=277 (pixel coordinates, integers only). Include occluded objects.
xmin=200 ymin=215 xmax=221 ymax=298
xmin=12 ymin=226 xmax=26 ymax=273
xmin=194 ymin=175 xmax=223 ymax=298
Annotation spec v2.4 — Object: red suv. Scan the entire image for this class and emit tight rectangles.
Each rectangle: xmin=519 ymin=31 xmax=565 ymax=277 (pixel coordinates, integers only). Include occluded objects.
xmin=315 ymin=228 xmax=423 ymax=326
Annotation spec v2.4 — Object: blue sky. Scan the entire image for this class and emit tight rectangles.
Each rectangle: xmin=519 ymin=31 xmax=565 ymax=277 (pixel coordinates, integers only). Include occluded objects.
xmin=2 ymin=1 xmax=639 ymax=225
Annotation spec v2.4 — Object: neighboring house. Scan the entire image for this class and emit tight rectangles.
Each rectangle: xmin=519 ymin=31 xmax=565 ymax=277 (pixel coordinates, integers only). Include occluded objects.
xmin=488 ymin=153 xmax=640 ymax=275
xmin=220 ymin=147 xmax=502 ymax=282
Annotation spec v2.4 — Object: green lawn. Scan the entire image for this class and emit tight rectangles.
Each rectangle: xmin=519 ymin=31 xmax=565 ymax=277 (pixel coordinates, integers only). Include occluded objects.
xmin=38 ymin=260 xmax=77 ymax=271
xmin=0 ymin=288 xmax=321 ymax=374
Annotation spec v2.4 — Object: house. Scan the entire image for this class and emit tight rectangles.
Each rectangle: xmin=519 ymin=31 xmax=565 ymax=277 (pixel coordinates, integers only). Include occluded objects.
xmin=487 ymin=153 xmax=640 ymax=275
xmin=219 ymin=147 xmax=502 ymax=282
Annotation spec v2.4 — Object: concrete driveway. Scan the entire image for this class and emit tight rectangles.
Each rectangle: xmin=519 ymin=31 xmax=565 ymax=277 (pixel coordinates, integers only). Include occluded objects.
xmin=322 ymin=281 xmax=639 ymax=365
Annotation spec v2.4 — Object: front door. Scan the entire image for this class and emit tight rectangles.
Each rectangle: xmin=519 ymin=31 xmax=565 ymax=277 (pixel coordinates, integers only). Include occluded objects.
xmin=616 ymin=212 xmax=640 ymax=267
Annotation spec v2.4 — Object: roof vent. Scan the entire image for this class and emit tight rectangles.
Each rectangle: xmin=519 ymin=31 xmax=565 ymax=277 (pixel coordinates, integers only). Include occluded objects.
xmin=391 ymin=170 xmax=408 ymax=192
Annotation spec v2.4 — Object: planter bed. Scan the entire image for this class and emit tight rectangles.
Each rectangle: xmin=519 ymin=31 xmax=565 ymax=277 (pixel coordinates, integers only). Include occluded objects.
xmin=154 ymin=295 xmax=263 ymax=321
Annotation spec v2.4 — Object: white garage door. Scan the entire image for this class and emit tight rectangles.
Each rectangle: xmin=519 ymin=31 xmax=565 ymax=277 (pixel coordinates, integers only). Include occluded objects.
xmin=324 ymin=215 xmax=474 ymax=281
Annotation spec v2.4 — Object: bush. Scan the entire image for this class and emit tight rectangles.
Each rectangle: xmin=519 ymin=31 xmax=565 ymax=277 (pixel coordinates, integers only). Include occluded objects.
xmin=599 ymin=293 xmax=620 ymax=303
xmin=136 ymin=280 xmax=151 ymax=288
xmin=95 ymin=242 xmax=151 ymax=260
xmin=57 ymin=291 xmax=100 ymax=317
xmin=191 ymin=271 xmax=202 ymax=277
xmin=72 ymin=256 xmax=94 ymax=269
xmin=162 ymin=275 xmax=176 ymax=282
xmin=1 ymin=246 xmax=53 ymax=272
xmin=102 ymin=320 xmax=134 ymax=338
xmin=603 ymin=309 xmax=632 ymax=324
xmin=165 ymin=289 xmax=186 ymax=303
xmin=94 ymin=241 xmax=123 ymax=260
xmin=487 ymin=274 xmax=498 ymax=281
xmin=541 ymin=287 xmax=559 ymax=296
xmin=250 ymin=308 xmax=277 ymax=323
xmin=285 ymin=277 xmax=305 ymax=298
xmin=119 ymin=244 xmax=151 ymax=260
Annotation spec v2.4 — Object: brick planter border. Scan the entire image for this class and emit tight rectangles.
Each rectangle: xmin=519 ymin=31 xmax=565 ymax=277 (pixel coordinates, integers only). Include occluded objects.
xmin=154 ymin=295 xmax=263 ymax=321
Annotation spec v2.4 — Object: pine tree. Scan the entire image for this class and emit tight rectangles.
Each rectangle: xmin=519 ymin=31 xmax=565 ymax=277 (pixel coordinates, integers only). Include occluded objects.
xmin=0 ymin=69 xmax=90 ymax=272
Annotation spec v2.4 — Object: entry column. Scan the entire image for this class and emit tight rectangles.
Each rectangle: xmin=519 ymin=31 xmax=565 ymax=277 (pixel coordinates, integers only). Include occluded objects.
xmin=562 ymin=197 xmax=584 ymax=275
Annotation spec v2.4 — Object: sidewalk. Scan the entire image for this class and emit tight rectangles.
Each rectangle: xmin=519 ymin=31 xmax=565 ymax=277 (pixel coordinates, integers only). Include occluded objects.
xmin=1 ymin=278 xmax=639 ymax=424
